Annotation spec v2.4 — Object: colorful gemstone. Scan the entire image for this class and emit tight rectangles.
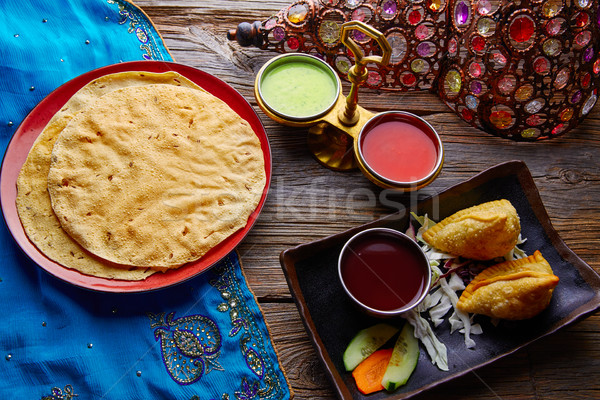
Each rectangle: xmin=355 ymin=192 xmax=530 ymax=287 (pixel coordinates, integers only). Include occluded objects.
xmin=470 ymin=80 xmax=483 ymax=94
xmin=509 ymin=15 xmax=535 ymax=43
xmin=265 ymin=18 xmax=277 ymax=30
xmin=401 ymin=72 xmax=417 ymax=86
xmin=345 ymin=0 xmax=361 ymax=8
xmin=471 ymin=36 xmax=486 ymax=52
xmin=554 ymin=68 xmax=570 ymax=89
xmin=552 ymin=123 xmax=567 ymax=135
xmin=411 ymin=58 xmax=429 ymax=73
xmin=477 ymin=18 xmax=495 ymax=36
xmin=582 ymin=92 xmax=598 ymax=115
xmin=446 ymin=70 xmax=462 ymax=93
xmin=382 ymin=0 xmax=398 ymax=17
xmin=490 ymin=51 xmax=507 ymax=68
xmin=575 ymin=12 xmax=590 ymax=28
xmin=352 ymin=7 xmax=372 ymax=22
xmin=560 ymin=108 xmax=574 ymax=121
xmin=571 ymin=91 xmax=583 ymax=104
xmin=461 ymin=108 xmax=474 ymax=121
xmin=582 ymin=72 xmax=592 ymax=88
xmin=577 ymin=0 xmax=591 ymax=7
xmin=521 ymin=128 xmax=540 ymax=138
xmin=515 ymin=85 xmax=534 ymax=101
xmin=272 ymin=26 xmax=285 ymax=42
xmin=367 ymin=71 xmax=382 ymax=86
xmin=542 ymin=0 xmax=563 ymax=18
xmin=526 ymin=114 xmax=545 ymax=126
xmin=546 ymin=18 xmax=565 ymax=36
xmin=594 ymin=58 xmax=600 ymax=74
xmin=498 ymin=75 xmax=516 ymax=95
xmin=387 ymin=32 xmax=407 ymax=64
xmin=319 ymin=21 xmax=340 ymax=43
xmin=286 ymin=36 xmax=300 ymax=50
xmin=353 ymin=30 xmax=367 ymax=41
xmin=469 ymin=62 xmax=482 ymax=77
xmin=288 ymin=3 xmax=309 ymax=24
xmin=455 ymin=0 xmax=470 ymax=26
xmin=477 ymin=0 xmax=492 ymax=15
xmin=525 ymin=98 xmax=545 ymax=114
xmin=542 ymin=38 xmax=561 ymax=56
xmin=448 ymin=37 xmax=458 ymax=55
xmin=417 ymin=42 xmax=434 ymax=57
xmin=428 ymin=0 xmax=442 ymax=12
xmin=576 ymin=31 xmax=592 ymax=47
xmin=534 ymin=57 xmax=551 ymax=75
xmin=415 ymin=24 xmax=431 ymax=40
xmin=489 ymin=110 xmax=512 ymax=129
xmin=465 ymin=94 xmax=479 ymax=109
xmin=335 ymin=56 xmax=351 ymax=73
xmin=408 ymin=9 xmax=423 ymax=24
xmin=584 ymin=47 xmax=595 ymax=62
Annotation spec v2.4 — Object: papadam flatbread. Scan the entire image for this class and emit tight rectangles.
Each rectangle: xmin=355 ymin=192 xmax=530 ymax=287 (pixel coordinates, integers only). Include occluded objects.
xmin=16 ymin=71 xmax=207 ymax=280
xmin=47 ymin=83 xmax=266 ymax=268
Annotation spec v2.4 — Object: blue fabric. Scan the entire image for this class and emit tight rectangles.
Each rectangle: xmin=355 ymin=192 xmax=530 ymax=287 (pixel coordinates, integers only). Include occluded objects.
xmin=0 ymin=1 xmax=290 ymax=399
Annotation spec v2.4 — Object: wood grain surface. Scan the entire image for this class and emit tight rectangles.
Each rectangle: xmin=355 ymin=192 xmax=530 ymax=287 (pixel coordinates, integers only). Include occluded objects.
xmin=135 ymin=1 xmax=600 ymax=398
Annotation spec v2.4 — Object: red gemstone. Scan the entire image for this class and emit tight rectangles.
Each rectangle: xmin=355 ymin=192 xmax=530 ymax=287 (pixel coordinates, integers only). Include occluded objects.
xmin=471 ymin=36 xmax=486 ymax=52
xmin=575 ymin=12 xmax=589 ymax=28
xmin=534 ymin=57 xmax=550 ymax=75
xmin=461 ymin=108 xmax=474 ymax=121
xmin=582 ymin=72 xmax=591 ymax=88
xmin=287 ymin=36 xmax=300 ymax=50
xmin=408 ymin=10 xmax=422 ymax=25
xmin=509 ymin=15 xmax=535 ymax=43
xmin=402 ymin=72 xmax=417 ymax=86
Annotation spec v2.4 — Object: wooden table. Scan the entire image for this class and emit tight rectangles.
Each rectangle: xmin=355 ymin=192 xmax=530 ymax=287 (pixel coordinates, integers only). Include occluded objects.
xmin=135 ymin=1 xmax=600 ymax=398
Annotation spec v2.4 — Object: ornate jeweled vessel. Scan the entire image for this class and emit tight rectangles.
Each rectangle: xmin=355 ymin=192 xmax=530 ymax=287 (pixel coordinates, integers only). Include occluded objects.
xmin=228 ymin=0 xmax=600 ymax=140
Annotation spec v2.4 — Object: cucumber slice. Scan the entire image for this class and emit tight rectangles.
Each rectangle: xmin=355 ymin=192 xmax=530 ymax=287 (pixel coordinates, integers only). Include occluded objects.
xmin=343 ymin=323 xmax=399 ymax=371
xmin=381 ymin=322 xmax=419 ymax=391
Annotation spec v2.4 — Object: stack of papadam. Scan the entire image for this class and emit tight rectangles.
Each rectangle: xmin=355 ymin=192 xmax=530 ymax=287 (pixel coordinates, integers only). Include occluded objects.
xmin=16 ymin=71 xmax=266 ymax=280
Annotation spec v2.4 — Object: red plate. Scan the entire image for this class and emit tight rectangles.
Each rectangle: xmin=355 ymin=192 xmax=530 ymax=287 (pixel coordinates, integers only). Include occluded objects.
xmin=0 ymin=61 xmax=271 ymax=293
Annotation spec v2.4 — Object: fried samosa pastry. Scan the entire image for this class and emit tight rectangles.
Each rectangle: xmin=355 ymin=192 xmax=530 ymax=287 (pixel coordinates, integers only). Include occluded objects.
xmin=422 ymin=199 xmax=520 ymax=260
xmin=457 ymin=251 xmax=559 ymax=320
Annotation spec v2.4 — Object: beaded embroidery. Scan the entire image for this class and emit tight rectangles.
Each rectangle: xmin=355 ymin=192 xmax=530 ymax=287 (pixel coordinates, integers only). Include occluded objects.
xmin=209 ymin=256 xmax=287 ymax=399
xmin=40 ymin=385 xmax=78 ymax=400
xmin=148 ymin=311 xmax=223 ymax=385
xmin=107 ymin=0 xmax=167 ymax=60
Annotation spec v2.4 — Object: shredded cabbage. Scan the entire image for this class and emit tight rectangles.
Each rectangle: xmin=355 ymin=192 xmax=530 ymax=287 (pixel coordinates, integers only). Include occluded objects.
xmin=405 ymin=212 xmax=526 ymax=370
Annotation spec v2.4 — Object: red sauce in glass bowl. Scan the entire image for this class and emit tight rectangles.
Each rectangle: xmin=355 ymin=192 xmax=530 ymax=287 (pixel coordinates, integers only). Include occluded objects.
xmin=356 ymin=111 xmax=443 ymax=190
xmin=338 ymin=228 xmax=431 ymax=316
xmin=361 ymin=120 xmax=438 ymax=182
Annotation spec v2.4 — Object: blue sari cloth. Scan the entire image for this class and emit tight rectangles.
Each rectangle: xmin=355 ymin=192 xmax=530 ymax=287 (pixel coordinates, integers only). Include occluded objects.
xmin=0 ymin=1 xmax=291 ymax=398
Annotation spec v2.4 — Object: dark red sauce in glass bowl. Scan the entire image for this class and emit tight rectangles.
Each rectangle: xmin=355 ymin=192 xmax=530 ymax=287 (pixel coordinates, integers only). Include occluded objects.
xmin=338 ymin=228 xmax=431 ymax=317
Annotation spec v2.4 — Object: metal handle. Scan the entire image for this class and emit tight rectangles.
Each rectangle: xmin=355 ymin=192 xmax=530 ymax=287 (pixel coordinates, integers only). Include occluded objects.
xmin=338 ymin=21 xmax=392 ymax=126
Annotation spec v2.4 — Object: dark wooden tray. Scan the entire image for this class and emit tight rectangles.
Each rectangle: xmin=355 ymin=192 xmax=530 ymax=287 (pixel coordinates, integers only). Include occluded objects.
xmin=280 ymin=160 xmax=600 ymax=400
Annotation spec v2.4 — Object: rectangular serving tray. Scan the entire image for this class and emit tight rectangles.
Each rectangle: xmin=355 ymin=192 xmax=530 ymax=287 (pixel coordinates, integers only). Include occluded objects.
xmin=280 ymin=160 xmax=600 ymax=400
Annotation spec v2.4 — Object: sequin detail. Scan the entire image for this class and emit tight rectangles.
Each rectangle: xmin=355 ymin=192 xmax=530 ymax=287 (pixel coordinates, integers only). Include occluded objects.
xmin=41 ymin=385 xmax=78 ymax=400
xmin=107 ymin=0 xmax=166 ymax=60
xmin=209 ymin=259 xmax=287 ymax=399
xmin=148 ymin=311 xmax=223 ymax=385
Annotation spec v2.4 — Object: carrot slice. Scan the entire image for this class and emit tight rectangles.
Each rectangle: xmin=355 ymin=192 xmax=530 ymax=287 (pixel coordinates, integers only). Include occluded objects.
xmin=351 ymin=348 xmax=394 ymax=394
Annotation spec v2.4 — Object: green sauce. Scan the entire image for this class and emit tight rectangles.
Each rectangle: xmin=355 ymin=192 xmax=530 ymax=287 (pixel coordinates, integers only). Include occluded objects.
xmin=260 ymin=57 xmax=339 ymax=119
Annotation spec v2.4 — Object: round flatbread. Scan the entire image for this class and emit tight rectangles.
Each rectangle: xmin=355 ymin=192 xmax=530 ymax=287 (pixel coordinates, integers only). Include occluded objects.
xmin=16 ymin=71 xmax=203 ymax=280
xmin=47 ymin=83 xmax=266 ymax=268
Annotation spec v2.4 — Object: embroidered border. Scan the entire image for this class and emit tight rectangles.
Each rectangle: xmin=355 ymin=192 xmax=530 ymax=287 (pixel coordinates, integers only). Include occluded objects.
xmin=40 ymin=385 xmax=78 ymax=400
xmin=210 ymin=254 xmax=288 ymax=400
xmin=148 ymin=311 xmax=223 ymax=385
xmin=106 ymin=0 xmax=169 ymax=60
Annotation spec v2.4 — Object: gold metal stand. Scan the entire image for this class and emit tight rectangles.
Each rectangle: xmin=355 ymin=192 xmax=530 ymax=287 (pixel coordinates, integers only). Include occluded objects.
xmin=255 ymin=21 xmax=391 ymax=171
